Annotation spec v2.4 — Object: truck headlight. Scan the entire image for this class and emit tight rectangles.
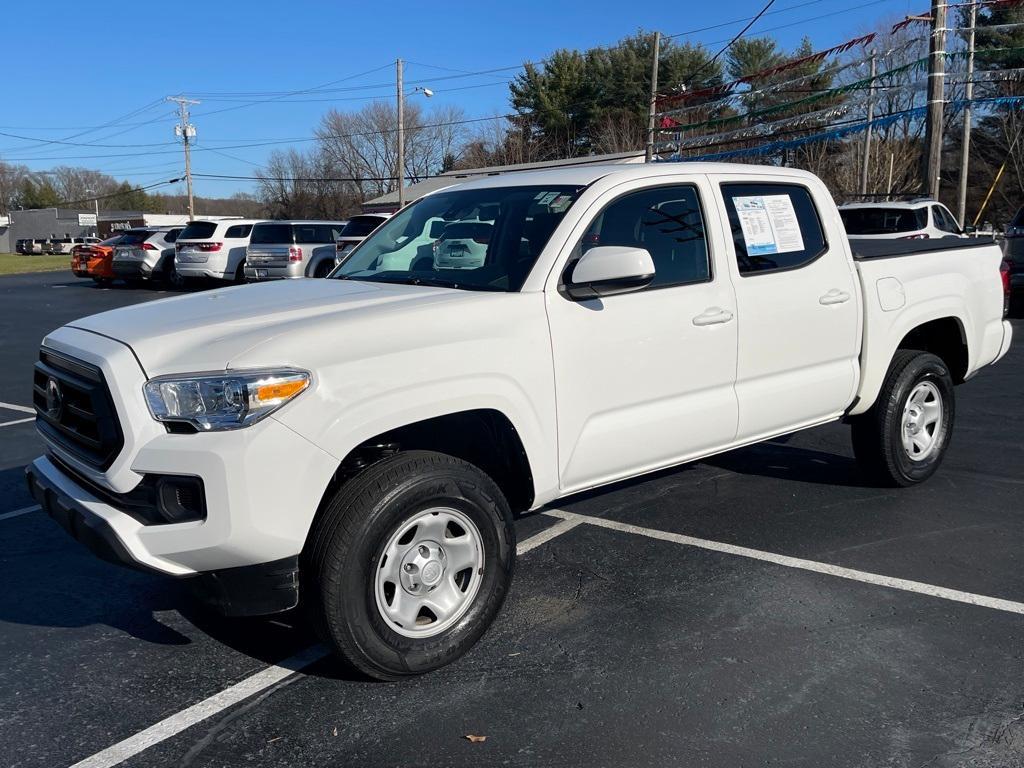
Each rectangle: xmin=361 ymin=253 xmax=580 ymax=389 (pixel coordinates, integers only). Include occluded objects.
xmin=143 ymin=369 xmax=310 ymax=431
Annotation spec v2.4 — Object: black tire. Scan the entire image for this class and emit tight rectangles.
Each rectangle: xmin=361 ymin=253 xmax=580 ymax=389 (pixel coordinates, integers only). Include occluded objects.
xmin=163 ymin=262 xmax=184 ymax=289
xmin=312 ymin=260 xmax=332 ymax=278
xmin=233 ymin=260 xmax=246 ymax=283
xmin=304 ymin=450 xmax=515 ymax=680
xmin=850 ymin=350 xmax=955 ymax=487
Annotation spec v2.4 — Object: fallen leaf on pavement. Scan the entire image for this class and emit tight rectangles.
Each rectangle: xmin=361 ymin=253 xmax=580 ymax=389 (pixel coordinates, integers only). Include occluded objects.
xmin=465 ymin=734 xmax=487 ymax=743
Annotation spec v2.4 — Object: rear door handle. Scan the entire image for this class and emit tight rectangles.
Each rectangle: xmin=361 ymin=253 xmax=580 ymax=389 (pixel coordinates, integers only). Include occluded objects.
xmin=819 ymin=289 xmax=851 ymax=306
xmin=692 ymin=307 xmax=734 ymax=326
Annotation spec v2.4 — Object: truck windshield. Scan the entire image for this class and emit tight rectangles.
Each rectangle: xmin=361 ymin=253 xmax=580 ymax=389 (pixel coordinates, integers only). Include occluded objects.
xmin=840 ymin=207 xmax=928 ymax=234
xmin=333 ymin=185 xmax=583 ymax=291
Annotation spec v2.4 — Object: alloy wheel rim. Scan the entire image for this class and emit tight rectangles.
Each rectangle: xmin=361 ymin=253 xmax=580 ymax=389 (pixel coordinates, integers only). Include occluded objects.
xmin=374 ymin=507 xmax=484 ymax=638
xmin=901 ymin=380 xmax=944 ymax=462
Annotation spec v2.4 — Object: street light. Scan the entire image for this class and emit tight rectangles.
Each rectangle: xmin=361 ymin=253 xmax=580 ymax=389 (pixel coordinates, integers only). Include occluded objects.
xmin=395 ymin=59 xmax=434 ymax=209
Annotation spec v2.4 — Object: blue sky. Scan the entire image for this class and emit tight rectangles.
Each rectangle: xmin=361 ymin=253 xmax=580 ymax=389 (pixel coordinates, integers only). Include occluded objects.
xmin=0 ymin=0 xmax=918 ymax=200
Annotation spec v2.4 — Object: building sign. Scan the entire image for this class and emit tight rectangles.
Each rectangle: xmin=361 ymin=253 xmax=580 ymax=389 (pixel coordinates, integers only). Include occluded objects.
xmin=98 ymin=218 xmax=145 ymax=238
xmin=78 ymin=213 xmax=97 ymax=227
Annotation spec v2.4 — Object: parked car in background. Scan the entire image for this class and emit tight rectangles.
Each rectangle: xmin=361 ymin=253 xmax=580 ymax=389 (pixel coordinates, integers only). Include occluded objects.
xmin=48 ymin=236 xmax=100 ymax=255
xmin=334 ymin=214 xmax=388 ymax=263
xmin=840 ymin=200 xmax=969 ymax=240
xmin=71 ymin=235 xmax=124 ymax=284
xmin=111 ymin=227 xmax=183 ymax=285
xmin=15 ymin=239 xmax=32 ymax=254
xmin=244 ymin=220 xmax=346 ymax=280
xmin=432 ymin=221 xmax=492 ymax=269
xmin=1003 ymin=206 xmax=1024 ymax=301
xmin=175 ymin=219 xmax=263 ymax=284
xmin=24 ymin=238 xmax=50 ymax=254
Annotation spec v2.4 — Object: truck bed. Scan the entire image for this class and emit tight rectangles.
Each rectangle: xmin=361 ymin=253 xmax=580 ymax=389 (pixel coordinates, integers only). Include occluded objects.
xmin=849 ymin=236 xmax=998 ymax=261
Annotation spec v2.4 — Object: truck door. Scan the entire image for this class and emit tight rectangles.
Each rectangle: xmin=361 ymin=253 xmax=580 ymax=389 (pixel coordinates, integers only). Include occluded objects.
xmin=716 ymin=178 xmax=861 ymax=441
xmin=546 ymin=177 xmax=739 ymax=493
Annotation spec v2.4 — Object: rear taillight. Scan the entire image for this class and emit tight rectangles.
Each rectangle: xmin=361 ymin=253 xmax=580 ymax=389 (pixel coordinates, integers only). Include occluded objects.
xmin=288 ymin=246 xmax=304 ymax=262
xmin=1000 ymin=259 xmax=1012 ymax=316
xmin=901 ymin=233 xmax=931 ymax=240
xmin=198 ymin=242 xmax=222 ymax=252
xmin=142 ymin=242 xmax=158 ymax=250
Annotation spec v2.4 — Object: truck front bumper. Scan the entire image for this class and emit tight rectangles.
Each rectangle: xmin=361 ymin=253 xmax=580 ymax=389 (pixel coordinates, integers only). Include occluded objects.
xmin=26 ymin=453 xmax=311 ymax=616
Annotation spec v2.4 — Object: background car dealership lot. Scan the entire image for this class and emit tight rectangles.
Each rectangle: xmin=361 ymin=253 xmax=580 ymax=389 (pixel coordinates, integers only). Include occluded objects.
xmin=0 ymin=270 xmax=1022 ymax=767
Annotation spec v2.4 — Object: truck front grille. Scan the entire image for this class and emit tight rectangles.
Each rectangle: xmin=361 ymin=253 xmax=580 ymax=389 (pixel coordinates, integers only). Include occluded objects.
xmin=33 ymin=349 xmax=124 ymax=470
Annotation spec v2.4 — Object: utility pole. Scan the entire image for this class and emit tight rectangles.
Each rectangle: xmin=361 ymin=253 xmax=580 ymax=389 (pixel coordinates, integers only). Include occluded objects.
xmin=396 ymin=58 xmax=405 ymax=209
xmin=923 ymin=0 xmax=948 ymax=200
xmin=957 ymin=0 xmax=977 ymax=226
xmin=859 ymin=50 xmax=877 ymax=198
xmin=168 ymin=96 xmax=199 ymax=221
xmin=645 ymin=31 xmax=662 ymax=163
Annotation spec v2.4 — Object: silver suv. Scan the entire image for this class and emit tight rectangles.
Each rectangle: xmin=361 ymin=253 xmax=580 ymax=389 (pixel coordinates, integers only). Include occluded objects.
xmin=244 ymin=221 xmax=346 ymax=280
xmin=111 ymin=227 xmax=184 ymax=285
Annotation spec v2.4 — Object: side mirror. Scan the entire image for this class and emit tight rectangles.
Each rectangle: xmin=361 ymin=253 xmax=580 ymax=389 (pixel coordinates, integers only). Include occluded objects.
xmin=565 ymin=246 xmax=655 ymax=301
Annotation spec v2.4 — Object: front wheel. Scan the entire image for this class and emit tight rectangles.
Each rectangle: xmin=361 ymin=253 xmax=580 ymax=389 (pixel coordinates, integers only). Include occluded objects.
xmin=851 ymin=350 xmax=955 ymax=487
xmin=304 ymin=451 xmax=515 ymax=680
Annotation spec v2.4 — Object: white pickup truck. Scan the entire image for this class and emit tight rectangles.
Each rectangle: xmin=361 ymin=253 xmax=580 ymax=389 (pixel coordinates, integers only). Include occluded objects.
xmin=26 ymin=163 xmax=1012 ymax=680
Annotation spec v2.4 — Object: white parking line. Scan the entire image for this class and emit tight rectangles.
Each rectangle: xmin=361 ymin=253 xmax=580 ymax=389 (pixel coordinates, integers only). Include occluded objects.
xmin=543 ymin=509 xmax=1024 ymax=616
xmin=0 ymin=504 xmax=40 ymax=521
xmin=0 ymin=417 xmax=34 ymax=428
xmin=69 ymin=645 xmax=330 ymax=768
xmin=0 ymin=401 xmax=34 ymax=414
xmin=66 ymin=516 xmax=583 ymax=768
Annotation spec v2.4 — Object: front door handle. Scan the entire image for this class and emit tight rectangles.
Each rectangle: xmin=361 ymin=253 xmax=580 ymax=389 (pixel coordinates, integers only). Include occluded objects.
xmin=692 ymin=307 xmax=734 ymax=326
xmin=819 ymin=289 xmax=851 ymax=306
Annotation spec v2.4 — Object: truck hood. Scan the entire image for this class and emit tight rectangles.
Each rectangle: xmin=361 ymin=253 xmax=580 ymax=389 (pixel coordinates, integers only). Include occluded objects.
xmin=66 ymin=279 xmax=462 ymax=375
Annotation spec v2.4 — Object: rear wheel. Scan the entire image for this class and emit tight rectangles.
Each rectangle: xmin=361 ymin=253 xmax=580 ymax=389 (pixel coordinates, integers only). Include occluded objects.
xmin=313 ymin=260 xmax=332 ymax=278
xmin=233 ymin=260 xmax=246 ymax=283
xmin=164 ymin=262 xmax=184 ymax=289
xmin=851 ymin=350 xmax=954 ymax=487
xmin=304 ymin=451 xmax=515 ymax=680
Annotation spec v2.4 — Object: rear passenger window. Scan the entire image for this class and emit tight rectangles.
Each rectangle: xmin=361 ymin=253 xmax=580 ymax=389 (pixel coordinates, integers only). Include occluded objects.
xmin=721 ymin=183 xmax=826 ymax=275
xmin=295 ymin=226 xmax=320 ymax=244
xmin=225 ymin=224 xmax=253 ymax=238
xmin=577 ymin=185 xmax=710 ymax=289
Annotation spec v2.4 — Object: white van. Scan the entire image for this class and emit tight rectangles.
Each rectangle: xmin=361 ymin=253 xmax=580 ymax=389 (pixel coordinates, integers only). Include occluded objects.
xmin=175 ymin=219 xmax=263 ymax=283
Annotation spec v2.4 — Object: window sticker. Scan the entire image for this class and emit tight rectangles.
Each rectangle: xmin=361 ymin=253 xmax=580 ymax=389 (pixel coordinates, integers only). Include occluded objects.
xmin=734 ymin=194 xmax=805 ymax=256
xmin=549 ymin=194 xmax=573 ymax=213
xmin=535 ymin=191 xmax=559 ymax=205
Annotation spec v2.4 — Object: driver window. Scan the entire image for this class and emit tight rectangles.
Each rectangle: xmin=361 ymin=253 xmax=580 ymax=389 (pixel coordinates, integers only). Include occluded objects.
xmin=576 ymin=185 xmax=711 ymax=289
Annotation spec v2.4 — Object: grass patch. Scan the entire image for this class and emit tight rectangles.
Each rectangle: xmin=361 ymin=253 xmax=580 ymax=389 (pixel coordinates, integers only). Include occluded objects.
xmin=0 ymin=253 xmax=71 ymax=276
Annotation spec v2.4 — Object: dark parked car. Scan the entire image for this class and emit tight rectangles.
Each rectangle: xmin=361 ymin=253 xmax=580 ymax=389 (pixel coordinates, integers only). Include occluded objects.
xmin=1004 ymin=207 xmax=1024 ymax=300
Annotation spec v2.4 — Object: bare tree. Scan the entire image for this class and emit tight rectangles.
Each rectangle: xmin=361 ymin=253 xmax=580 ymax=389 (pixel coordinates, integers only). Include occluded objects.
xmin=315 ymin=101 xmax=467 ymax=199
xmin=0 ymin=161 xmax=30 ymax=215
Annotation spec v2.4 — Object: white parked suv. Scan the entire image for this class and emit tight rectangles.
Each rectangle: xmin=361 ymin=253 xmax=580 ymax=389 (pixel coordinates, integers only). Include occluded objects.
xmin=175 ymin=219 xmax=263 ymax=283
xmin=840 ymin=199 xmax=969 ymax=240
xmin=27 ymin=163 xmax=1012 ymax=680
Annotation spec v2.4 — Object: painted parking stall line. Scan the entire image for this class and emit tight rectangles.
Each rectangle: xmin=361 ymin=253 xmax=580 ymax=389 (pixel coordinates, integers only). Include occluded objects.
xmin=68 ymin=645 xmax=331 ymax=768
xmin=0 ymin=401 xmax=34 ymax=414
xmin=64 ymin=514 xmax=583 ymax=768
xmin=0 ymin=504 xmax=41 ymax=522
xmin=0 ymin=417 xmax=34 ymax=428
xmin=543 ymin=509 xmax=1024 ymax=617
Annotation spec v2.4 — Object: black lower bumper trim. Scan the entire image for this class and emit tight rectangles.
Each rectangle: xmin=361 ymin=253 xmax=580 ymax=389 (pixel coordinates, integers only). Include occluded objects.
xmin=190 ymin=556 xmax=300 ymax=617
xmin=25 ymin=461 xmax=156 ymax=574
xmin=26 ymin=461 xmax=301 ymax=617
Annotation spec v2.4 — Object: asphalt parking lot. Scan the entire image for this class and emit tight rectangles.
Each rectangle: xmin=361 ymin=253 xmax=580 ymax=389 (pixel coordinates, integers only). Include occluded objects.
xmin=1 ymin=271 xmax=1023 ymax=768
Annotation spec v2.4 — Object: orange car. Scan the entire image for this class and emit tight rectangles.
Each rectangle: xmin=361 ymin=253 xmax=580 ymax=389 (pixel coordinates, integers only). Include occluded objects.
xmin=71 ymin=235 xmax=123 ymax=284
